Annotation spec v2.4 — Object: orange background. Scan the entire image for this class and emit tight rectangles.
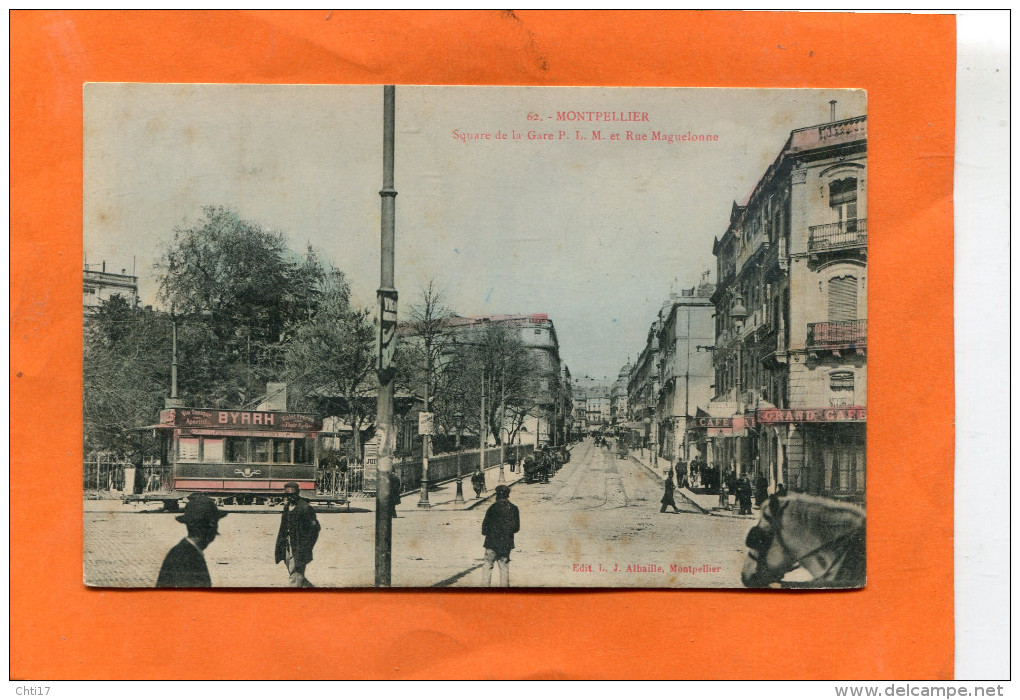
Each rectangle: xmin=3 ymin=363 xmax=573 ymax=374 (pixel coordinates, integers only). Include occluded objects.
xmin=10 ymin=11 xmax=956 ymax=679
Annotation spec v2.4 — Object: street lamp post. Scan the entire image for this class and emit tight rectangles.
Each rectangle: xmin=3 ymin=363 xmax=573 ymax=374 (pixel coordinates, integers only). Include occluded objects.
xmin=374 ymin=85 xmax=398 ymax=587
xmin=479 ymin=367 xmax=486 ymax=481
xmin=728 ymin=295 xmax=748 ymax=507
xmin=498 ymin=365 xmax=507 ymax=485
xmin=453 ymin=411 xmax=465 ymax=504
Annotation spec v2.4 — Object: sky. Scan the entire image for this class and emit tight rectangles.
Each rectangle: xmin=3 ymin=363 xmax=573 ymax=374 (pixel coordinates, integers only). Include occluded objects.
xmin=84 ymin=84 xmax=865 ymax=381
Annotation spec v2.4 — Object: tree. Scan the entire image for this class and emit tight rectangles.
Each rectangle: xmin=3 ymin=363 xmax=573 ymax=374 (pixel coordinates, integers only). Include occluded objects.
xmin=155 ymin=205 xmax=326 ymax=405
xmin=83 ymin=296 xmax=171 ymax=461
xmin=449 ymin=323 xmax=538 ymax=447
xmin=404 ymin=281 xmax=457 ymax=447
xmin=282 ymin=268 xmax=376 ymax=462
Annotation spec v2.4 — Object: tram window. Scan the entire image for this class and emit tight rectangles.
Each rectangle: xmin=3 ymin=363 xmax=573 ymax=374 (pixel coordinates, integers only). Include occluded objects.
xmin=225 ymin=438 xmax=249 ymax=463
xmin=273 ymin=439 xmax=292 ymax=463
xmin=251 ymin=439 xmax=271 ymax=463
xmin=294 ymin=438 xmax=314 ymax=464
xmin=179 ymin=437 xmax=200 ymax=462
xmin=203 ymin=438 xmax=225 ymax=463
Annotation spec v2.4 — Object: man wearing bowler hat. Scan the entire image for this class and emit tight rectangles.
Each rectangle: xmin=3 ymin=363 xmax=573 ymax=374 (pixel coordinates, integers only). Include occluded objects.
xmin=275 ymin=482 xmax=321 ymax=587
xmin=156 ymin=494 xmax=227 ymax=588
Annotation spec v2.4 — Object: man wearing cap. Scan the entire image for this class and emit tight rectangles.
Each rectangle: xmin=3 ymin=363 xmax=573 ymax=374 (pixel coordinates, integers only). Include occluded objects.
xmin=156 ymin=494 xmax=227 ymax=588
xmin=481 ymin=484 xmax=520 ymax=587
xmin=275 ymin=482 xmax=321 ymax=587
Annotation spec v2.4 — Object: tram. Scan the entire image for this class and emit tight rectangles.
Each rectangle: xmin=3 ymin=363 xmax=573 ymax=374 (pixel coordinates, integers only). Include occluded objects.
xmin=128 ymin=406 xmax=345 ymax=510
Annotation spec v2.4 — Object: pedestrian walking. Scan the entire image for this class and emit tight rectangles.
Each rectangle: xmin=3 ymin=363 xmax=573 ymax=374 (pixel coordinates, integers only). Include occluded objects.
xmin=274 ymin=482 xmax=321 ymax=587
xmin=737 ymin=477 xmax=754 ymax=515
xmin=471 ymin=466 xmax=486 ymax=498
xmin=660 ymin=469 xmax=681 ymax=514
xmin=156 ymin=494 xmax=227 ymax=588
xmin=481 ymin=484 xmax=520 ymax=587
xmin=754 ymin=473 xmax=769 ymax=507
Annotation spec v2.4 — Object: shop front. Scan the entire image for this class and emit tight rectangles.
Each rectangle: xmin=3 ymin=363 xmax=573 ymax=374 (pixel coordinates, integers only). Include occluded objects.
xmin=756 ymin=406 xmax=866 ymax=504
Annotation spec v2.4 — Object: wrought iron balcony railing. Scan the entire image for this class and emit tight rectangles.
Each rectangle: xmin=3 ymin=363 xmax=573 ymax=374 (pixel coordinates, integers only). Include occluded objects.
xmin=807 ymin=319 xmax=867 ymax=349
xmin=808 ymin=219 xmax=868 ymax=252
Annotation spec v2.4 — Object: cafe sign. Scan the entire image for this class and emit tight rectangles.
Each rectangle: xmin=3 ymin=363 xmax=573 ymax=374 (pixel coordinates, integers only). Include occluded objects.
xmin=693 ymin=416 xmax=732 ymax=429
xmin=757 ymin=407 xmax=867 ymax=423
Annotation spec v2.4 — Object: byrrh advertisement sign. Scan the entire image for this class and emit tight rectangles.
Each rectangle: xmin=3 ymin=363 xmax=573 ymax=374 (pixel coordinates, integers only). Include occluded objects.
xmin=158 ymin=408 xmax=322 ymax=431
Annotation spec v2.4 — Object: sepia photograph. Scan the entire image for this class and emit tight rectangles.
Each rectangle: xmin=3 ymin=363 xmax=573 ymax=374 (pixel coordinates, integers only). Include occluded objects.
xmin=83 ymin=84 xmax=868 ymax=589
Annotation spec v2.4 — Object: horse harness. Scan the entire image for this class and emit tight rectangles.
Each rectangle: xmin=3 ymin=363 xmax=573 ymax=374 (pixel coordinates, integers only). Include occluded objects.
xmin=746 ymin=504 xmax=866 ymax=587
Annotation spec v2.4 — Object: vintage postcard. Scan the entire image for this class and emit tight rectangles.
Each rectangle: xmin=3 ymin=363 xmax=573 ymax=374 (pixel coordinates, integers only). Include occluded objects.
xmin=83 ymin=85 xmax=867 ymax=589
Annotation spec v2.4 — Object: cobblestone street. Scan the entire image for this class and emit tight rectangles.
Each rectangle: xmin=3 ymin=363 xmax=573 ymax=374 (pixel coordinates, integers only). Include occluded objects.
xmin=86 ymin=440 xmax=755 ymax=588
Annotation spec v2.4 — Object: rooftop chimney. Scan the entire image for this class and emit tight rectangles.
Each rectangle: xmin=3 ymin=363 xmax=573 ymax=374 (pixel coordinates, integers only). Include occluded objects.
xmin=829 ymin=100 xmax=837 ymax=122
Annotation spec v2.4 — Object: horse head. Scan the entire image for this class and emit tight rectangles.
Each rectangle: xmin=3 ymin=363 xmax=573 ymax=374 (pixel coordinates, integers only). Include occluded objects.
xmin=741 ymin=493 xmax=866 ymax=589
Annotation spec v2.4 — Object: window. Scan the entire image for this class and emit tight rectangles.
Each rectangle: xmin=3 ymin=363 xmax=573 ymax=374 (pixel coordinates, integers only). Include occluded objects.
xmin=273 ymin=439 xmax=292 ymax=463
xmin=294 ymin=438 xmax=314 ymax=464
xmin=178 ymin=437 xmax=200 ymax=462
xmin=830 ymin=371 xmax=854 ymax=391
xmin=829 ymin=178 xmax=858 ymax=230
xmin=830 ymin=371 xmax=854 ymax=407
xmin=251 ymin=439 xmax=271 ymax=463
xmin=203 ymin=438 xmax=224 ymax=463
xmin=828 ymin=276 xmax=858 ymax=322
xmin=225 ymin=438 xmax=249 ymax=463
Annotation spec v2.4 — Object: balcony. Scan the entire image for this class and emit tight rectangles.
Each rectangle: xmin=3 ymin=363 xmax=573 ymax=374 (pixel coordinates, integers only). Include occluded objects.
xmin=808 ymin=219 xmax=867 ymax=253
xmin=807 ymin=320 xmax=867 ymax=353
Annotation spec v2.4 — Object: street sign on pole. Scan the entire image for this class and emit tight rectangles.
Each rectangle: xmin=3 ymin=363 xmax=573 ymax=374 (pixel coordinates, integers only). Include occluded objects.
xmin=376 ymin=289 xmax=398 ymax=380
xmin=418 ymin=411 xmax=434 ymax=436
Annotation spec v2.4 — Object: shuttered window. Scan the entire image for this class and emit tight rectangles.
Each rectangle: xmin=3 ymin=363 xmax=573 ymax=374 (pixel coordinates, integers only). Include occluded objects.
xmin=828 ymin=276 xmax=858 ymax=322
xmin=830 ymin=178 xmax=857 ymax=206
xmin=830 ymin=371 xmax=854 ymax=392
xmin=830 ymin=178 xmax=859 ymax=230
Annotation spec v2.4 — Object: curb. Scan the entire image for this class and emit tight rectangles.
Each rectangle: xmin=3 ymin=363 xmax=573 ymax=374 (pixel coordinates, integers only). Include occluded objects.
xmin=627 ymin=454 xmax=716 ymax=516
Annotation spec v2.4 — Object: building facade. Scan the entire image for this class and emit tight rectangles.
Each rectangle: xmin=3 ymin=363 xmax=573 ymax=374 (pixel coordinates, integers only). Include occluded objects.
xmin=655 ymin=281 xmax=716 ymax=465
xmin=442 ymin=313 xmax=567 ymax=446
xmin=708 ymin=113 xmax=867 ymax=503
xmin=84 ymin=261 xmax=139 ymax=311
xmin=610 ymin=363 xmax=631 ymax=425
xmin=627 ymin=320 xmax=661 ymax=449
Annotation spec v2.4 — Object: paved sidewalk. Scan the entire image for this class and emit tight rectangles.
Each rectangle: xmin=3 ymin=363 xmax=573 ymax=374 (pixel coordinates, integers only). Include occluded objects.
xmin=627 ymin=449 xmax=759 ymax=520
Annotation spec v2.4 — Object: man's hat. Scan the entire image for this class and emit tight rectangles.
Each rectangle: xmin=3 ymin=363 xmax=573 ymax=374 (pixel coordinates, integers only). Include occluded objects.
xmin=283 ymin=482 xmax=300 ymax=495
xmin=495 ymin=484 xmax=511 ymax=498
xmin=176 ymin=494 xmax=227 ymax=524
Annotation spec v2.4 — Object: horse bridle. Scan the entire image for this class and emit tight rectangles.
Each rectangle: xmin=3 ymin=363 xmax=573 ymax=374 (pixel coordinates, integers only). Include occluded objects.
xmin=746 ymin=506 xmax=864 ymax=584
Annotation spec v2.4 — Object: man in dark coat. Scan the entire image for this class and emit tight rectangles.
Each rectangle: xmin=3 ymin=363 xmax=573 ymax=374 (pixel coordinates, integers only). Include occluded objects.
xmin=481 ymin=484 xmax=520 ymax=587
xmin=471 ymin=466 xmax=486 ymax=498
xmin=754 ymin=473 xmax=769 ymax=507
xmin=156 ymin=494 xmax=227 ymax=588
xmin=660 ymin=468 xmax=681 ymax=513
xmin=737 ymin=477 xmax=754 ymax=515
xmin=275 ymin=482 xmax=321 ymax=587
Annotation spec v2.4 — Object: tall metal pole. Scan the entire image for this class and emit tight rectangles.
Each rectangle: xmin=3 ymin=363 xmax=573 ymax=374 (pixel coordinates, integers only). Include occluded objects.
xmin=418 ymin=368 xmax=431 ymax=507
xmin=454 ymin=414 xmax=465 ymax=503
xmin=683 ymin=306 xmax=691 ymax=484
xmin=479 ymin=368 xmax=486 ymax=480
xmin=374 ymin=85 xmax=398 ymax=587
xmin=498 ymin=366 xmax=507 ymax=484
xmin=170 ymin=316 xmax=179 ymax=402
